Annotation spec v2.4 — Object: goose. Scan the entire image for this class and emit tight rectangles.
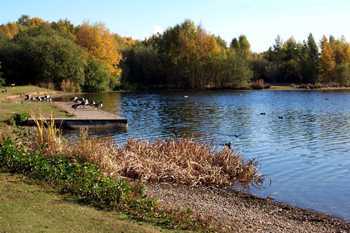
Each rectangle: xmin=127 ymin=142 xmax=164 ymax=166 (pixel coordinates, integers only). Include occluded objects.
xmin=96 ymin=102 xmax=103 ymax=109
xmin=72 ymin=103 xmax=81 ymax=110
xmin=224 ymin=142 xmax=232 ymax=149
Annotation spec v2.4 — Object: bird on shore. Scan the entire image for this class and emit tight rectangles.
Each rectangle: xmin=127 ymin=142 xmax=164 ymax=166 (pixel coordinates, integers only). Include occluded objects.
xmin=224 ymin=142 xmax=232 ymax=149
xmin=94 ymin=101 xmax=103 ymax=109
xmin=72 ymin=103 xmax=81 ymax=110
xmin=72 ymin=96 xmax=79 ymax=102
xmin=83 ymin=98 xmax=89 ymax=106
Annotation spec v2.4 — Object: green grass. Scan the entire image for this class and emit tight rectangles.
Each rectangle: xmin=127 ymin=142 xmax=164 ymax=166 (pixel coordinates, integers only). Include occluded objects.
xmin=0 ymin=102 xmax=71 ymax=121
xmin=0 ymin=85 xmax=71 ymax=122
xmin=269 ymin=85 xmax=297 ymax=90
xmin=0 ymin=85 xmax=62 ymax=101
xmin=0 ymin=172 xmax=191 ymax=233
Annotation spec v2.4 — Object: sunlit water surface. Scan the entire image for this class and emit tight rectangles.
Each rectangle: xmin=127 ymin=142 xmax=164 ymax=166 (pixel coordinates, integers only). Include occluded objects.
xmin=63 ymin=90 xmax=350 ymax=220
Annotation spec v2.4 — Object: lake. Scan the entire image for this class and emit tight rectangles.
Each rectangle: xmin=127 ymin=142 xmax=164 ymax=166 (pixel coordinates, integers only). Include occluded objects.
xmin=70 ymin=90 xmax=350 ymax=220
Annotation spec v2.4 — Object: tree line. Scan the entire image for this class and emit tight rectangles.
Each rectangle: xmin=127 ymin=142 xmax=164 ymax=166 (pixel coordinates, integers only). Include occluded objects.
xmin=1 ymin=16 xmax=350 ymax=91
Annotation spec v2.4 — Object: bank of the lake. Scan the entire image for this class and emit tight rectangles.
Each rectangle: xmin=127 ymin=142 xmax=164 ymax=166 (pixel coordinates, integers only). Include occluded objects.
xmin=78 ymin=90 xmax=350 ymax=221
xmin=2 ymin=85 xmax=350 ymax=232
xmin=147 ymin=183 xmax=350 ymax=233
xmin=0 ymin=173 xmax=185 ymax=233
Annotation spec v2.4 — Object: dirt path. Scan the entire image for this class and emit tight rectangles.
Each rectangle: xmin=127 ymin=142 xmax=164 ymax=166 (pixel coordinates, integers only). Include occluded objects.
xmin=147 ymin=184 xmax=350 ymax=233
xmin=53 ymin=102 xmax=120 ymax=119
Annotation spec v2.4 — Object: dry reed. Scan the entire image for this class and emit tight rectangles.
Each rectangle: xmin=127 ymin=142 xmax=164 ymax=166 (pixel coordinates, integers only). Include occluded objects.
xmin=29 ymin=119 xmax=262 ymax=187
xmin=31 ymin=114 xmax=65 ymax=154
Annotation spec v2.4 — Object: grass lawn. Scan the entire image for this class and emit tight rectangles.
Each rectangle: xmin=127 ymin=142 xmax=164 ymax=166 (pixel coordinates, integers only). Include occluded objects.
xmin=0 ymin=85 xmax=62 ymax=101
xmin=269 ymin=85 xmax=297 ymax=90
xmin=0 ymin=173 xmax=191 ymax=233
xmin=0 ymin=85 xmax=71 ymax=122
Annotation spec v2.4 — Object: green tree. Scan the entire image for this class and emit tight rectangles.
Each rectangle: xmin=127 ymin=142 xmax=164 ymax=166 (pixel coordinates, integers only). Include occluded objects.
xmin=230 ymin=38 xmax=239 ymax=50
xmin=302 ymin=33 xmax=319 ymax=83
xmin=335 ymin=63 xmax=350 ymax=86
xmin=4 ymin=27 xmax=86 ymax=90
xmin=83 ymin=58 xmax=110 ymax=92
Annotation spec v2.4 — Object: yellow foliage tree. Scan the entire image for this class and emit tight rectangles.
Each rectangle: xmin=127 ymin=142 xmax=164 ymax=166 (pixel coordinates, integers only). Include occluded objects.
xmin=76 ymin=22 xmax=122 ymax=85
xmin=0 ymin=23 xmax=20 ymax=39
xmin=320 ymin=36 xmax=336 ymax=83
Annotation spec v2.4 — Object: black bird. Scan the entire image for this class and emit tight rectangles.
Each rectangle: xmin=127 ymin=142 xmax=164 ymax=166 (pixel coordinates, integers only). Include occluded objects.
xmin=260 ymin=112 xmax=266 ymax=115
xmin=94 ymin=101 xmax=103 ymax=109
xmin=278 ymin=116 xmax=283 ymax=119
xmin=224 ymin=142 xmax=232 ymax=149
xmin=72 ymin=103 xmax=82 ymax=110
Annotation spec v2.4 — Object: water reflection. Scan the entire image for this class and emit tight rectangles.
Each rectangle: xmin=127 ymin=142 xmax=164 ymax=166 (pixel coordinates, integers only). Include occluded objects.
xmin=67 ymin=90 xmax=350 ymax=220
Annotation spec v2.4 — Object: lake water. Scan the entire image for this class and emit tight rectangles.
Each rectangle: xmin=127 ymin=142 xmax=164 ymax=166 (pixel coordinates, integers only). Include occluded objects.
xmin=70 ymin=90 xmax=350 ymax=220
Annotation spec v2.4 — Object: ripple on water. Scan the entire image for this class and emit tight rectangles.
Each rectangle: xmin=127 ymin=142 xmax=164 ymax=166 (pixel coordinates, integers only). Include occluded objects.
xmin=66 ymin=90 xmax=350 ymax=220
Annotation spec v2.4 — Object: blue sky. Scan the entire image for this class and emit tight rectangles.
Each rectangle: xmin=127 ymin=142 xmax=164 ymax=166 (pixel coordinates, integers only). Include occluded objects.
xmin=1 ymin=0 xmax=350 ymax=52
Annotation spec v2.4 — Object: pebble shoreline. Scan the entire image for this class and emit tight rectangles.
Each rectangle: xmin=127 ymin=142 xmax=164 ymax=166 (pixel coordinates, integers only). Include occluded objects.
xmin=147 ymin=183 xmax=350 ymax=233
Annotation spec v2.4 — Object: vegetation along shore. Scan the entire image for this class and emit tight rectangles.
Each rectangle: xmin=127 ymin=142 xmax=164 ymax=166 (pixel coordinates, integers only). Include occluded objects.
xmin=2 ymin=14 xmax=350 ymax=233
xmin=0 ymin=86 xmax=350 ymax=232
xmin=2 ymin=15 xmax=350 ymax=91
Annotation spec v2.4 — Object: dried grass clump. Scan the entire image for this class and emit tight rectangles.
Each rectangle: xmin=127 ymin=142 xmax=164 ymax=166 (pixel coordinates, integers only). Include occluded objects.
xmin=116 ymin=139 xmax=262 ymax=187
xmin=64 ymin=136 xmax=262 ymax=187
xmin=29 ymin=120 xmax=262 ymax=187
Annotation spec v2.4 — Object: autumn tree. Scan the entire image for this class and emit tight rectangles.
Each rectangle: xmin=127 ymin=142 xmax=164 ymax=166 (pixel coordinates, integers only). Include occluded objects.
xmin=319 ymin=36 xmax=336 ymax=83
xmin=17 ymin=15 xmax=46 ymax=27
xmin=0 ymin=23 xmax=20 ymax=39
xmin=76 ymin=22 xmax=122 ymax=87
xmin=51 ymin=19 xmax=76 ymax=41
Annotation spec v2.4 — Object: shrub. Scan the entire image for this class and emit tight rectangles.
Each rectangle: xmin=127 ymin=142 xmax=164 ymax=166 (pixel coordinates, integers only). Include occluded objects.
xmin=0 ymin=78 xmax=5 ymax=87
xmin=0 ymin=138 xmax=214 ymax=232
xmin=8 ymin=112 xmax=30 ymax=125
xmin=0 ymin=139 xmax=142 ymax=207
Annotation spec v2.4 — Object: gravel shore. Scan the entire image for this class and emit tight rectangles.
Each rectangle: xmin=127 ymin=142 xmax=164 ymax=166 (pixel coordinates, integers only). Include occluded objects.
xmin=147 ymin=183 xmax=350 ymax=233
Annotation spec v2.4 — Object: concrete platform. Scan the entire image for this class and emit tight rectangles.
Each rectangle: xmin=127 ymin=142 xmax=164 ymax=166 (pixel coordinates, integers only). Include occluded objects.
xmin=25 ymin=118 xmax=127 ymax=130
xmin=24 ymin=101 xmax=127 ymax=130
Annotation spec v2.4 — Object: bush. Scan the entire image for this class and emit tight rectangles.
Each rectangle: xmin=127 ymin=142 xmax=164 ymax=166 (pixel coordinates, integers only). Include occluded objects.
xmin=0 ymin=77 xmax=5 ymax=87
xmin=8 ymin=112 xmax=30 ymax=125
xmin=0 ymin=139 xmax=141 ymax=208
xmin=0 ymin=139 xmax=213 ymax=231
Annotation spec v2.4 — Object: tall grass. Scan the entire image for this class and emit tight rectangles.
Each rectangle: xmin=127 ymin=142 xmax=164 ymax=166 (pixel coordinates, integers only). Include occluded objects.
xmin=32 ymin=114 xmax=64 ymax=154
xmin=29 ymin=118 xmax=262 ymax=187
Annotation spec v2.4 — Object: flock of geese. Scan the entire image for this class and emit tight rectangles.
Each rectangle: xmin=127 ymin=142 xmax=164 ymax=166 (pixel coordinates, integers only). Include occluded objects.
xmin=23 ymin=94 xmax=103 ymax=110
xmin=24 ymin=94 xmax=53 ymax=102
xmin=71 ymin=96 xmax=103 ymax=110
